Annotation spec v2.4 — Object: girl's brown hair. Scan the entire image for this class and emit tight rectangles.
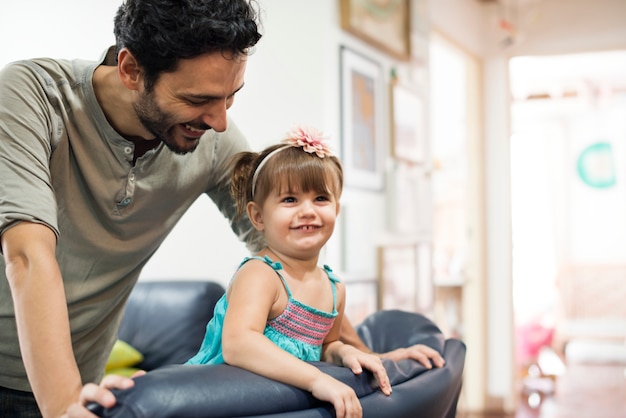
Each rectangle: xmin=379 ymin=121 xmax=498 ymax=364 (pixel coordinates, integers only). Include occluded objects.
xmin=230 ymin=144 xmax=343 ymax=220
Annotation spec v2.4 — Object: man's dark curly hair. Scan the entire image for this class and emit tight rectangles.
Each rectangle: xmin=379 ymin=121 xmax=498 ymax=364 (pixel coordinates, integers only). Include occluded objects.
xmin=113 ymin=0 xmax=262 ymax=89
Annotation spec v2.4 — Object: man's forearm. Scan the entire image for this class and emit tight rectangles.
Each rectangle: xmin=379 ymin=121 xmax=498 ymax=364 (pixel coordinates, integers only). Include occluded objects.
xmin=3 ymin=224 xmax=82 ymax=417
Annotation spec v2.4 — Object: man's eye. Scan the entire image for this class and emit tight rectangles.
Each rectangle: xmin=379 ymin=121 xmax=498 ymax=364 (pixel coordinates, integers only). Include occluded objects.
xmin=187 ymin=99 xmax=208 ymax=106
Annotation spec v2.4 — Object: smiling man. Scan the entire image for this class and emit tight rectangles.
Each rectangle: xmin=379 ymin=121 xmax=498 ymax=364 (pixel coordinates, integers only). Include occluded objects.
xmin=0 ymin=1 xmax=261 ymax=417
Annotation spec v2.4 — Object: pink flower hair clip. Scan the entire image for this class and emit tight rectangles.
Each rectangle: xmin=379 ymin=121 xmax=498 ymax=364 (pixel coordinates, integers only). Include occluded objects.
xmin=284 ymin=126 xmax=333 ymax=158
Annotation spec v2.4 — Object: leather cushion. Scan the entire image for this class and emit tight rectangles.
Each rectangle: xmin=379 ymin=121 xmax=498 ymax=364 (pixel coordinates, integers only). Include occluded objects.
xmin=91 ymin=357 xmax=432 ymax=418
xmin=117 ymin=281 xmax=225 ymax=370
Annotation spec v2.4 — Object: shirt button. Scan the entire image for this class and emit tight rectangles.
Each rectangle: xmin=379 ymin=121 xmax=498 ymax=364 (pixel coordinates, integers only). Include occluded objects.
xmin=129 ymin=173 xmax=135 ymax=182
xmin=124 ymin=147 xmax=132 ymax=154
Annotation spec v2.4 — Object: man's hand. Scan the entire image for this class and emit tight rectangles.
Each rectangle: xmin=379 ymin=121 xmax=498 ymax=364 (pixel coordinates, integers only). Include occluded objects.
xmin=62 ymin=372 xmax=144 ymax=418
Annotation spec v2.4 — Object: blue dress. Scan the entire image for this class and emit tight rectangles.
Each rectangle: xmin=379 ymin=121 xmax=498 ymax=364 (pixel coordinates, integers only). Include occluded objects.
xmin=186 ymin=256 xmax=339 ymax=365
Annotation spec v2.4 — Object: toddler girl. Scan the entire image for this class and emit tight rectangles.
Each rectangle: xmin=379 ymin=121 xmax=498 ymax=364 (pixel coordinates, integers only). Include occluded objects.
xmin=186 ymin=126 xmax=391 ymax=418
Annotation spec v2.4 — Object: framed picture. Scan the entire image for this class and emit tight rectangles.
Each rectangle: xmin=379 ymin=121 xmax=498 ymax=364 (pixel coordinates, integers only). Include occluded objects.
xmin=340 ymin=46 xmax=385 ymax=191
xmin=386 ymin=161 xmax=420 ymax=233
xmin=343 ymin=278 xmax=380 ymax=325
xmin=378 ymin=244 xmax=417 ymax=312
xmin=340 ymin=0 xmax=411 ymax=60
xmin=377 ymin=242 xmax=434 ymax=314
xmin=415 ymin=242 xmax=434 ymax=314
xmin=390 ymin=82 xmax=426 ymax=164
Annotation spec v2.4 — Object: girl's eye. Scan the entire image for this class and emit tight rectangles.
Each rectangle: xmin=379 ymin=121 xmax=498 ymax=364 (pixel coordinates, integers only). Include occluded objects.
xmin=316 ymin=195 xmax=330 ymax=202
xmin=282 ymin=196 xmax=296 ymax=203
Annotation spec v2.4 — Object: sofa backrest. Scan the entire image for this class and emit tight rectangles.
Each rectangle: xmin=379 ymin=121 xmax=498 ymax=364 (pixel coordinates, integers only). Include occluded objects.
xmin=118 ymin=280 xmax=226 ymax=370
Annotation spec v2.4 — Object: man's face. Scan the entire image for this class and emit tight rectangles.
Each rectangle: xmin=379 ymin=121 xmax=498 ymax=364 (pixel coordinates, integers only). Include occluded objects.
xmin=134 ymin=51 xmax=247 ymax=154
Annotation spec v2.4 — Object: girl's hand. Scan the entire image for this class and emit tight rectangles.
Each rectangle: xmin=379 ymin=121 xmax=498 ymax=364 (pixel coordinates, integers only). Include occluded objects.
xmin=337 ymin=344 xmax=392 ymax=396
xmin=310 ymin=373 xmax=363 ymax=418
xmin=379 ymin=344 xmax=446 ymax=368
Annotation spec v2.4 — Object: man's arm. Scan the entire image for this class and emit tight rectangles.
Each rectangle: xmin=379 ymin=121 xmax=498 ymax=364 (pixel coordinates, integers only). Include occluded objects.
xmin=340 ymin=316 xmax=446 ymax=368
xmin=2 ymin=222 xmax=82 ymax=418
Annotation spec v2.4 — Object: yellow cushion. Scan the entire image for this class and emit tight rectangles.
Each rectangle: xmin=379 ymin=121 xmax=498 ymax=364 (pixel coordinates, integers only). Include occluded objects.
xmin=105 ymin=366 xmax=142 ymax=378
xmin=105 ymin=340 xmax=143 ymax=371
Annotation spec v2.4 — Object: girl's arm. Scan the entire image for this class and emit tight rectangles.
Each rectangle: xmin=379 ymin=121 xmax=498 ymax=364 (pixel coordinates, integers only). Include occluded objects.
xmin=321 ymin=282 xmax=392 ymax=396
xmin=340 ymin=316 xmax=445 ymax=368
xmin=220 ymin=260 xmax=362 ymax=418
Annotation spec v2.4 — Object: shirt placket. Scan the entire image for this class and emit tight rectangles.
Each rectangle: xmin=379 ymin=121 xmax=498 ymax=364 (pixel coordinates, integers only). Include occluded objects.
xmin=115 ymin=145 xmax=137 ymax=213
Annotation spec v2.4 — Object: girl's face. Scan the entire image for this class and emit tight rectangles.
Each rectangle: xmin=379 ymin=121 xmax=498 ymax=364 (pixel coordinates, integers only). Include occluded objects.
xmin=248 ymin=183 xmax=340 ymax=260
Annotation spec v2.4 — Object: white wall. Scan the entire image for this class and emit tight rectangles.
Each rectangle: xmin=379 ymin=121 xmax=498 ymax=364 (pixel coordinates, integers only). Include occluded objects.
xmin=0 ymin=1 xmax=118 ymax=64
xmin=429 ymin=0 xmax=487 ymax=57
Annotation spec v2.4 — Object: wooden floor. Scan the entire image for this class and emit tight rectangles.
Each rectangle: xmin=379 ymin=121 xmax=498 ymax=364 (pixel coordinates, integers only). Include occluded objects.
xmin=459 ymin=363 xmax=626 ymax=418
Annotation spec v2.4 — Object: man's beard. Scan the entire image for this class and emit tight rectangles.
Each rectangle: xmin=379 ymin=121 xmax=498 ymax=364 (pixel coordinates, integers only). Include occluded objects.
xmin=133 ymin=90 xmax=203 ymax=155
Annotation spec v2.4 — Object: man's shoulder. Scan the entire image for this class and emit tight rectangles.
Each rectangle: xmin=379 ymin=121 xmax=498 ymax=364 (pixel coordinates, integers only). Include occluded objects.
xmin=2 ymin=49 xmax=110 ymax=84
xmin=1 ymin=56 xmax=93 ymax=89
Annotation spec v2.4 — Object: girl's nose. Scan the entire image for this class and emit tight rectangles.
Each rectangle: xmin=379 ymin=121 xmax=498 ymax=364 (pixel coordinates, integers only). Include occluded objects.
xmin=298 ymin=200 xmax=316 ymax=216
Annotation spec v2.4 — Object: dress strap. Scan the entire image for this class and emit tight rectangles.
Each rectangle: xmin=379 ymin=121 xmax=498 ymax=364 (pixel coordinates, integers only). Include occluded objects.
xmin=322 ymin=265 xmax=339 ymax=314
xmin=239 ymin=257 xmax=340 ymax=311
xmin=239 ymin=255 xmax=292 ymax=298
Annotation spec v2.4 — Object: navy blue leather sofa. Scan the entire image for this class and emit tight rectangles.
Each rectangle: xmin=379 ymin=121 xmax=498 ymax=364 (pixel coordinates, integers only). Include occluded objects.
xmin=90 ymin=280 xmax=466 ymax=418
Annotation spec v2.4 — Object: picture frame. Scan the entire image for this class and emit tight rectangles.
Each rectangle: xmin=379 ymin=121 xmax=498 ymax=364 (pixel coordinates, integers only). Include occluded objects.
xmin=377 ymin=242 xmax=434 ymax=314
xmin=415 ymin=242 xmax=434 ymax=314
xmin=386 ymin=161 xmax=420 ymax=234
xmin=378 ymin=244 xmax=417 ymax=312
xmin=340 ymin=46 xmax=385 ymax=191
xmin=340 ymin=0 xmax=411 ymax=60
xmin=343 ymin=278 xmax=380 ymax=325
xmin=390 ymin=82 xmax=426 ymax=164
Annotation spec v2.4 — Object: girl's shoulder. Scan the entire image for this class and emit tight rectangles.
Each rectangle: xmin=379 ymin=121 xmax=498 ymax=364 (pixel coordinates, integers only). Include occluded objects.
xmin=233 ymin=256 xmax=281 ymax=282
xmin=226 ymin=257 xmax=284 ymax=301
xmin=320 ymin=264 xmax=341 ymax=283
xmin=239 ymin=255 xmax=284 ymax=272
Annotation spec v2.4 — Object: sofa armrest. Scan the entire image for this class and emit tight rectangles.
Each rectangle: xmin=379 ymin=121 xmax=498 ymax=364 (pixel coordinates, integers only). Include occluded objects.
xmin=93 ymin=310 xmax=465 ymax=418
xmin=356 ymin=309 xmax=446 ymax=354
xmin=90 ymin=356 xmax=433 ymax=418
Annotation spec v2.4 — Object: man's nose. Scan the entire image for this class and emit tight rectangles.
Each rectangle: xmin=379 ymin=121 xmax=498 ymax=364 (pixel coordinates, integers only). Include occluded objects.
xmin=201 ymin=101 xmax=228 ymax=133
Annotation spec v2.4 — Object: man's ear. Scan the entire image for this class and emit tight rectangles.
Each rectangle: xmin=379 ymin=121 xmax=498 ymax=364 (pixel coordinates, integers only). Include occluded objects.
xmin=246 ymin=201 xmax=264 ymax=231
xmin=117 ymin=48 xmax=144 ymax=91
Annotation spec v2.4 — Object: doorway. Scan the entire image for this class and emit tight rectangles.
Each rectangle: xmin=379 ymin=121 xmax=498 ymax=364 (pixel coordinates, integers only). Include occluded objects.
xmin=509 ymin=49 xmax=626 ymax=411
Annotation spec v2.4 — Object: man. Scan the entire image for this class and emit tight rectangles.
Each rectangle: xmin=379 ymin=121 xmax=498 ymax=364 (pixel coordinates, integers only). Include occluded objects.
xmin=0 ymin=0 xmax=442 ymax=416
xmin=1 ymin=1 xmax=261 ymax=416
